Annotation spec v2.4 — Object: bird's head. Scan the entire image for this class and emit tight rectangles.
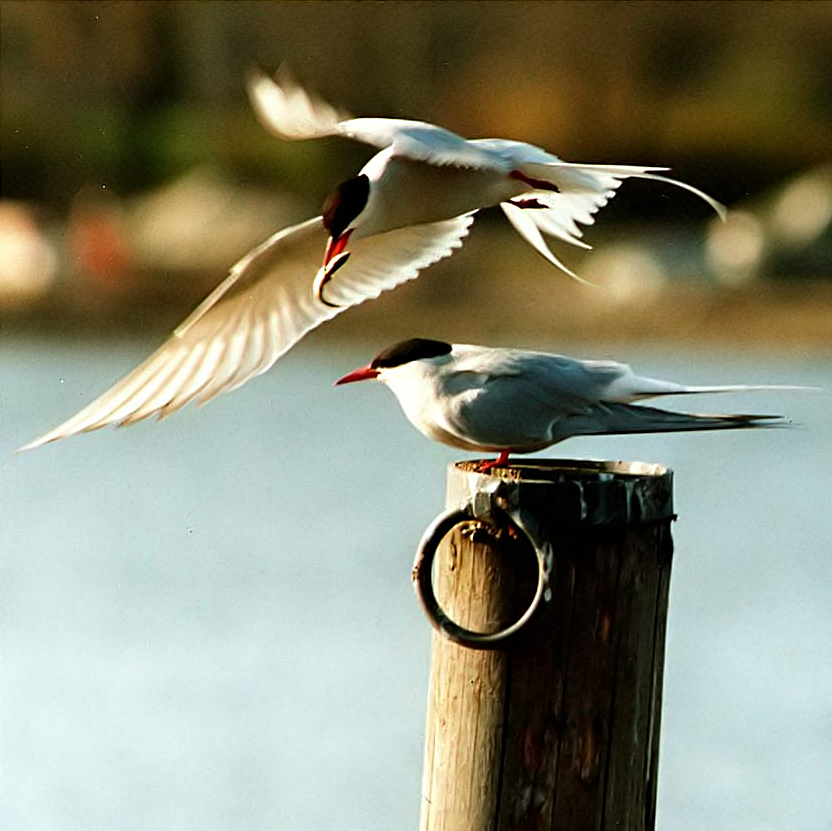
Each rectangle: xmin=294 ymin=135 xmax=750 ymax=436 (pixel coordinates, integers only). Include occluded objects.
xmin=321 ymin=174 xmax=370 ymax=263
xmin=335 ymin=338 xmax=453 ymax=386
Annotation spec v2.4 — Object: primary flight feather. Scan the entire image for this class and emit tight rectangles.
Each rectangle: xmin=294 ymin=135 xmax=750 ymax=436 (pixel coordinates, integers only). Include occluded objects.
xmin=19 ymin=216 xmax=473 ymax=451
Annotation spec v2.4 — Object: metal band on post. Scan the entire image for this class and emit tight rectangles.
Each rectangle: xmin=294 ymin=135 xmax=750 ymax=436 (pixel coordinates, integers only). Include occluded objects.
xmin=412 ymin=490 xmax=554 ymax=650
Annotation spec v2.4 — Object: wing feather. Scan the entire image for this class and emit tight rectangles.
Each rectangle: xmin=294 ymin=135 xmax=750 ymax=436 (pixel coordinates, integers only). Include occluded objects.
xmin=19 ymin=213 xmax=474 ymax=451
xmin=246 ymin=66 xmax=352 ymax=141
xmin=247 ymin=68 xmax=502 ymax=169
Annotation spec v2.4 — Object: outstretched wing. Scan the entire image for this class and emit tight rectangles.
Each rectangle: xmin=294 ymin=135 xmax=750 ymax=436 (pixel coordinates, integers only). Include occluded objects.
xmin=247 ymin=68 xmax=500 ymax=169
xmin=20 ymin=213 xmax=475 ymax=451
xmin=247 ymin=66 xmax=353 ymax=141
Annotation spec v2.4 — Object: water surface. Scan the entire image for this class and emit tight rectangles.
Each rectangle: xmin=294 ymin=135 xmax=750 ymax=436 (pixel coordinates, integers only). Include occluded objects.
xmin=2 ymin=334 xmax=831 ymax=831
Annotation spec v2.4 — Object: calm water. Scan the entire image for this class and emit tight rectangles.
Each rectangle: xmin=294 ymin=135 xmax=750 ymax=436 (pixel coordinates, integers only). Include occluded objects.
xmin=2 ymin=332 xmax=831 ymax=831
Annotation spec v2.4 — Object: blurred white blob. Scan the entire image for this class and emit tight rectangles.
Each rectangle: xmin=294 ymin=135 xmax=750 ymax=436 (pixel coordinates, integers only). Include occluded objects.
xmin=706 ymin=210 xmax=766 ymax=286
xmin=707 ymin=164 xmax=832 ymax=284
xmin=583 ymin=242 xmax=668 ymax=303
xmin=129 ymin=167 xmax=299 ymax=274
xmin=770 ymin=167 xmax=832 ymax=246
xmin=0 ymin=201 xmax=57 ymax=308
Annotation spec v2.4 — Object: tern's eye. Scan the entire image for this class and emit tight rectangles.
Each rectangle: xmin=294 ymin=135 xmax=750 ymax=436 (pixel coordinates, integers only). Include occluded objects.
xmin=322 ymin=175 xmax=370 ymax=239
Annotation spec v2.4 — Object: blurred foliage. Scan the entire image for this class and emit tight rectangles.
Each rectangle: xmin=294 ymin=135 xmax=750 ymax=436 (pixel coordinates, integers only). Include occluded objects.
xmin=2 ymin=1 xmax=831 ymax=216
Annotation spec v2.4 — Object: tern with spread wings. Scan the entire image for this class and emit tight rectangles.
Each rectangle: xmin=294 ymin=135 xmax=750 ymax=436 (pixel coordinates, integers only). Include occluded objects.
xmin=21 ymin=69 xmax=724 ymax=452
xmin=247 ymin=67 xmax=725 ymax=295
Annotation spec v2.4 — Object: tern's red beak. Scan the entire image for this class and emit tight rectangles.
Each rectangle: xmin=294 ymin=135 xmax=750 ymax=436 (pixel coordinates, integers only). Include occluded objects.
xmin=334 ymin=364 xmax=379 ymax=385
xmin=323 ymin=229 xmax=353 ymax=268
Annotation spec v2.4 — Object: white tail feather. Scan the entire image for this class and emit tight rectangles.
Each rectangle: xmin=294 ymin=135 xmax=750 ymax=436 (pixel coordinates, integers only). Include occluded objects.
xmin=500 ymin=203 xmax=596 ymax=286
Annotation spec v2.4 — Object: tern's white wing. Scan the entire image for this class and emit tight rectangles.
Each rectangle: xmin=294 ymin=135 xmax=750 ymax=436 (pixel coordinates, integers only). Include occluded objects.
xmin=348 ymin=120 xmax=501 ymax=169
xmin=451 ymin=350 xmax=623 ymax=421
xmin=19 ymin=213 xmax=474 ymax=452
xmin=247 ymin=69 xmax=500 ymax=170
xmin=457 ymin=348 xmax=798 ymax=404
xmin=247 ymin=66 xmax=353 ymax=141
xmin=437 ymin=348 xmax=792 ymax=451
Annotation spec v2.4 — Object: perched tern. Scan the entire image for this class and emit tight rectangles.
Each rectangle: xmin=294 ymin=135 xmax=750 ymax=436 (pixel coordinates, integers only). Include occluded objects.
xmin=247 ymin=66 xmax=726 ymax=295
xmin=336 ymin=339 xmax=795 ymax=470
xmin=19 ymin=70 xmax=725 ymax=453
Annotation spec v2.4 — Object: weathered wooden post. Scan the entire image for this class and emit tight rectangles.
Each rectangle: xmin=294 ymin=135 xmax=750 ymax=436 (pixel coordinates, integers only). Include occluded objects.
xmin=413 ymin=459 xmax=674 ymax=831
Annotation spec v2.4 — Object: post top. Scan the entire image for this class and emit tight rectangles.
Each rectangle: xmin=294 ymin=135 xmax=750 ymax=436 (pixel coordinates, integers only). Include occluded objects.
xmin=448 ymin=458 xmax=674 ymax=527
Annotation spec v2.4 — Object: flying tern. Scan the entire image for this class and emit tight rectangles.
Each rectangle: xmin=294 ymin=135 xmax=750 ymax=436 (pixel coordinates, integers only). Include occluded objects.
xmin=19 ymin=70 xmax=725 ymax=452
xmin=247 ymin=66 xmax=726 ymax=295
xmin=336 ymin=339 xmax=795 ymax=470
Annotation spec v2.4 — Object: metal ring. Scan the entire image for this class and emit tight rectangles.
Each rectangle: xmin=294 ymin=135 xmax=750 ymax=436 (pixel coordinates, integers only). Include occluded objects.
xmin=412 ymin=505 xmax=552 ymax=650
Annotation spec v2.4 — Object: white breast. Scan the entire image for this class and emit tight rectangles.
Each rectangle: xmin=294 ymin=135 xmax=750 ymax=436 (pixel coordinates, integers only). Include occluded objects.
xmin=355 ymin=152 xmax=525 ymax=238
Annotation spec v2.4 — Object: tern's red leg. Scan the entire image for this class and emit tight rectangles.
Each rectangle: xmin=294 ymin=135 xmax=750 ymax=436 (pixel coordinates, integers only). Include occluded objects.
xmin=509 ymin=170 xmax=560 ymax=193
xmin=477 ymin=449 xmax=511 ymax=474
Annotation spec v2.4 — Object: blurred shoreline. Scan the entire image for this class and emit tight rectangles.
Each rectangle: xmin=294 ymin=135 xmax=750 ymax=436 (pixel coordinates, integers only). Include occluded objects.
xmin=3 ymin=161 xmax=829 ymax=355
xmin=2 ymin=189 xmax=829 ymax=355
xmin=4 ymin=272 xmax=830 ymax=355
xmin=3 ymin=3 xmax=831 ymax=360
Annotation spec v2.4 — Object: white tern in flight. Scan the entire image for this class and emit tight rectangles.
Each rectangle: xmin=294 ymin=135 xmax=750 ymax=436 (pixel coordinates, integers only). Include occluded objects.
xmin=247 ymin=66 xmax=726 ymax=298
xmin=19 ymin=69 xmax=725 ymax=452
xmin=335 ymin=339 xmax=795 ymax=470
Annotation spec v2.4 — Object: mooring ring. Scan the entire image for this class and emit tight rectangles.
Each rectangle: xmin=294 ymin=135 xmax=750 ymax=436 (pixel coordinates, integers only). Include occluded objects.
xmin=412 ymin=503 xmax=553 ymax=650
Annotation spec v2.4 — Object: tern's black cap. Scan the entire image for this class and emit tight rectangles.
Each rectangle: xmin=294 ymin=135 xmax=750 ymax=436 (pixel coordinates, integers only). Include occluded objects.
xmin=371 ymin=338 xmax=452 ymax=369
xmin=322 ymin=175 xmax=370 ymax=239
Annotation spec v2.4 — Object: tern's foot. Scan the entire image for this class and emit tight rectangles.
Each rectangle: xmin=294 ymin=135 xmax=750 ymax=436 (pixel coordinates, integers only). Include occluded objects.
xmin=509 ymin=170 xmax=560 ymax=193
xmin=475 ymin=450 xmax=511 ymax=474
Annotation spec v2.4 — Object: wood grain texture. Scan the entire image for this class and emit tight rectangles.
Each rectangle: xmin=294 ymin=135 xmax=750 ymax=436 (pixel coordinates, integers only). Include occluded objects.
xmin=418 ymin=461 xmax=674 ymax=831
xmin=419 ymin=522 xmax=533 ymax=831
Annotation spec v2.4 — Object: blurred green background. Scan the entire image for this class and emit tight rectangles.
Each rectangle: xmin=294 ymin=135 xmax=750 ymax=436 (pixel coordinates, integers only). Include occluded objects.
xmin=2 ymin=0 xmax=831 ymax=345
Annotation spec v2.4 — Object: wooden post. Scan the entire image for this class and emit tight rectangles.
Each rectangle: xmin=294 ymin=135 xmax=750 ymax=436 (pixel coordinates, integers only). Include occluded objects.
xmin=417 ymin=459 xmax=674 ymax=831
